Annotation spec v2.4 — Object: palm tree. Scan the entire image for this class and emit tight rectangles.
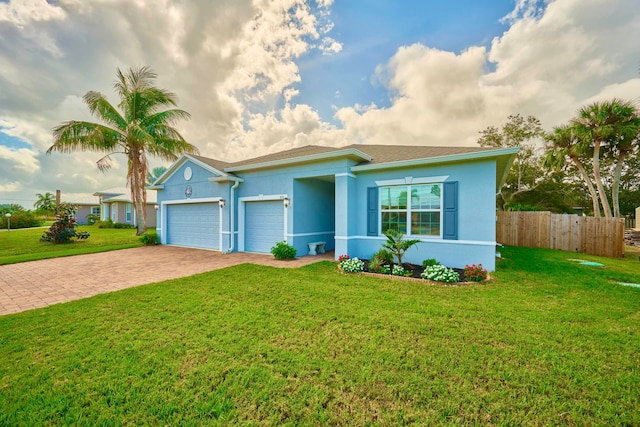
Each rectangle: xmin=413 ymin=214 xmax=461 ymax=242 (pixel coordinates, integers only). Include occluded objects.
xmin=48 ymin=66 xmax=198 ymax=234
xmin=544 ymin=125 xmax=601 ymax=216
xmin=572 ymin=99 xmax=636 ymax=217
xmin=34 ymin=192 xmax=56 ymax=220
xmin=146 ymin=166 xmax=167 ymax=186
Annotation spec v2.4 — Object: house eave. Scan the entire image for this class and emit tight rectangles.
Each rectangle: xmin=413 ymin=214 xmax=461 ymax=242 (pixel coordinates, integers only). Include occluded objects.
xmin=208 ymin=176 xmax=245 ymax=183
xmin=223 ymin=148 xmax=372 ymax=172
xmin=153 ymin=153 xmax=228 ymax=186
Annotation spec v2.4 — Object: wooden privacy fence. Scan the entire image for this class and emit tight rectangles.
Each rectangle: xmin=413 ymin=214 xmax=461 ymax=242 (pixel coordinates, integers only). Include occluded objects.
xmin=496 ymin=211 xmax=625 ymax=258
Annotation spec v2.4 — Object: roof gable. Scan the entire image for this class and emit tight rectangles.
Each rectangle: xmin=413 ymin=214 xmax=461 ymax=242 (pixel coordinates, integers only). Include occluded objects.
xmin=149 ymin=153 xmax=231 ymax=188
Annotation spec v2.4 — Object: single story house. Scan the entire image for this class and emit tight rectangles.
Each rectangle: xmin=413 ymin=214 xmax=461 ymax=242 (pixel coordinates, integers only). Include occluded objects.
xmin=149 ymin=144 xmax=518 ymax=271
xmin=94 ymin=188 xmax=157 ymax=228
xmin=65 ymin=195 xmax=101 ymax=225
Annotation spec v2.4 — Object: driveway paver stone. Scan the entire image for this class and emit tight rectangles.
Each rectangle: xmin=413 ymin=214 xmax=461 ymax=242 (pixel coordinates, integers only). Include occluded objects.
xmin=0 ymin=246 xmax=334 ymax=315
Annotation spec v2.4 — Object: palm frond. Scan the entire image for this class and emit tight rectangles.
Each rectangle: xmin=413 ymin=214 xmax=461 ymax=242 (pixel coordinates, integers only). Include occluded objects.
xmin=83 ymin=91 xmax=127 ymax=130
xmin=49 ymin=121 xmax=123 ymax=154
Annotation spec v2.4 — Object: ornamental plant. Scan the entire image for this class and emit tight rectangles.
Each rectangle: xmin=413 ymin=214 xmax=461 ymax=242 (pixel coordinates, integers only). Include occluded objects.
xmin=382 ymin=229 xmax=421 ymax=266
xmin=340 ymin=257 xmax=364 ymax=273
xmin=421 ymin=264 xmax=459 ymax=283
xmin=270 ymin=241 xmax=296 ymax=260
xmin=369 ymin=264 xmax=391 ymax=274
xmin=40 ymin=203 xmax=88 ymax=244
xmin=338 ymin=254 xmax=350 ymax=262
xmin=464 ymin=264 xmax=488 ymax=282
xmin=392 ymin=265 xmax=408 ymax=277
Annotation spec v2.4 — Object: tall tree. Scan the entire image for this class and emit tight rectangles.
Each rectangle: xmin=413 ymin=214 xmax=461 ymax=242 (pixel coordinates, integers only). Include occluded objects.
xmin=146 ymin=166 xmax=167 ymax=186
xmin=572 ymin=99 xmax=639 ymax=217
xmin=33 ymin=192 xmax=56 ymax=220
xmin=544 ymin=125 xmax=601 ymax=216
xmin=48 ymin=67 xmax=198 ymax=234
xmin=478 ymin=114 xmax=547 ymax=210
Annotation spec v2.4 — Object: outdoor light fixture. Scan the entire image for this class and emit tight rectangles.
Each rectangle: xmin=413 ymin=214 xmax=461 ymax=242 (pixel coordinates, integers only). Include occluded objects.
xmin=5 ymin=213 xmax=11 ymax=231
xmin=219 ymin=199 xmax=226 ymax=208
xmin=283 ymin=197 xmax=290 ymax=208
xmin=154 ymin=205 xmax=159 ymax=211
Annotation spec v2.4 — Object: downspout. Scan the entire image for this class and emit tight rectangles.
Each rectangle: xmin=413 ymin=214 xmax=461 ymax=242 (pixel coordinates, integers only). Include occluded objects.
xmin=224 ymin=179 xmax=241 ymax=254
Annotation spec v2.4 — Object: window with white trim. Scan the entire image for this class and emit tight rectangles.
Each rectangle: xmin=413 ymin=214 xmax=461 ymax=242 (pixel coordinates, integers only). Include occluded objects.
xmin=91 ymin=206 xmax=101 ymax=216
xmin=380 ymin=183 xmax=442 ymax=236
xmin=125 ymin=204 xmax=132 ymax=222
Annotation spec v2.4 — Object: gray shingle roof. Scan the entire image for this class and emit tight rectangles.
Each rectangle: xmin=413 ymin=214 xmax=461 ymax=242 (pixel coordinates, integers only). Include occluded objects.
xmin=221 ymin=144 xmax=494 ymax=170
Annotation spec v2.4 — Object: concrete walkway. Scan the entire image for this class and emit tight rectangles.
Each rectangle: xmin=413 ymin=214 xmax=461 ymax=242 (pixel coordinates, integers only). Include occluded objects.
xmin=0 ymin=246 xmax=334 ymax=316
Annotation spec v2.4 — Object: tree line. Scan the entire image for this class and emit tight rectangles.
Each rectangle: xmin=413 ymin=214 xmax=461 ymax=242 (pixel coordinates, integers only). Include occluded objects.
xmin=479 ymin=99 xmax=640 ymax=218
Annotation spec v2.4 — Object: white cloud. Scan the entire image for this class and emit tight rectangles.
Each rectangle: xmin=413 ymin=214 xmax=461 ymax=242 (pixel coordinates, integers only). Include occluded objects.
xmin=0 ymin=0 xmax=66 ymax=27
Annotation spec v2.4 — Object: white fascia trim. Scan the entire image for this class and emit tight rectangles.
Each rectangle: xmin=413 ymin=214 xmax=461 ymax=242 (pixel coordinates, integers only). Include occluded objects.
xmin=224 ymin=149 xmax=372 ymax=172
xmin=162 ymin=197 xmax=223 ymax=205
xmin=154 ymin=153 xmax=228 ymax=186
xmin=288 ymin=231 xmax=335 ymax=238
xmin=209 ymin=176 xmax=244 ymax=183
xmin=238 ymin=194 xmax=288 ymax=203
xmin=351 ymin=147 xmax=521 ymax=172
xmin=335 ymin=235 xmax=496 ymax=246
xmin=375 ymin=175 xmax=449 ymax=186
xmin=147 ymin=185 xmax=164 ymax=190
xmin=335 ymin=172 xmax=356 ymax=179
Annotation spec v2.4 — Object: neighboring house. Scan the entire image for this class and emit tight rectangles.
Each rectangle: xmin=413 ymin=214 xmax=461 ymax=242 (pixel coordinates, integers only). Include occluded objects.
xmin=65 ymin=195 xmax=101 ymax=225
xmin=149 ymin=144 xmax=518 ymax=271
xmin=94 ymin=188 xmax=157 ymax=228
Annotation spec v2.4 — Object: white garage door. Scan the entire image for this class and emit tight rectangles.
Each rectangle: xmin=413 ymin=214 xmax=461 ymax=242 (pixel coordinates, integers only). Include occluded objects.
xmin=244 ymin=200 xmax=285 ymax=253
xmin=166 ymin=203 xmax=219 ymax=250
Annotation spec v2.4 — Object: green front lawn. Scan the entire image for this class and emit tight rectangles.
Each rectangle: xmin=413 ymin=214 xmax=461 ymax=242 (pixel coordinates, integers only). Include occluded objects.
xmin=1 ymin=246 xmax=639 ymax=425
xmin=0 ymin=226 xmax=147 ymax=265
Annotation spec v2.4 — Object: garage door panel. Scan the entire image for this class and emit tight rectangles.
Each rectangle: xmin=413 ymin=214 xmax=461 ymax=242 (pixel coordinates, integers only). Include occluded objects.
xmin=245 ymin=201 xmax=284 ymax=253
xmin=167 ymin=203 xmax=219 ymax=250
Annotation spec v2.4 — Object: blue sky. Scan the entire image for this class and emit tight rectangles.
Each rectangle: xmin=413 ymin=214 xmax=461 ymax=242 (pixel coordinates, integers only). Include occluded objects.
xmin=0 ymin=0 xmax=639 ymax=206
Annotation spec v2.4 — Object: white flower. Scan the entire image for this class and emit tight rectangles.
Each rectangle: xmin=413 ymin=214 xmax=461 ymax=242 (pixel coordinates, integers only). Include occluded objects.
xmin=421 ymin=265 xmax=459 ymax=283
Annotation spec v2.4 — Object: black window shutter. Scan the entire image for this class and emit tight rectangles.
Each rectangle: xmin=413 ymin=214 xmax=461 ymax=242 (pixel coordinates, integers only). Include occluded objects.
xmin=443 ymin=181 xmax=458 ymax=240
xmin=367 ymin=187 xmax=378 ymax=236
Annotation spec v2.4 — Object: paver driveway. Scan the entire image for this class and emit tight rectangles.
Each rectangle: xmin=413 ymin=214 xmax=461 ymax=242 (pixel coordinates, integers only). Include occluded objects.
xmin=0 ymin=246 xmax=334 ymax=315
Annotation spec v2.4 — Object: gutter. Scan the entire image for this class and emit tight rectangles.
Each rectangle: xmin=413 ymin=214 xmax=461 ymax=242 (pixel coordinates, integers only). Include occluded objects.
xmin=224 ymin=179 xmax=242 ymax=254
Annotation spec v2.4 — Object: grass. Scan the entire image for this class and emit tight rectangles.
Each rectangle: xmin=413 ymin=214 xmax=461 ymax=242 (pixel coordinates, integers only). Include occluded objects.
xmin=0 ymin=246 xmax=639 ymax=425
xmin=0 ymin=226 xmax=147 ymax=265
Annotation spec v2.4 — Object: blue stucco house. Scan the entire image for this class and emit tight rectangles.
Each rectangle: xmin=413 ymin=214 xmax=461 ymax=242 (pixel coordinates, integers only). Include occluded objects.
xmin=149 ymin=144 xmax=518 ymax=271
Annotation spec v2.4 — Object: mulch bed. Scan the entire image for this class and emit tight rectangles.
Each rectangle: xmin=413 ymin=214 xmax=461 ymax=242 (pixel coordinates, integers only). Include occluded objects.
xmin=360 ymin=259 xmax=467 ymax=283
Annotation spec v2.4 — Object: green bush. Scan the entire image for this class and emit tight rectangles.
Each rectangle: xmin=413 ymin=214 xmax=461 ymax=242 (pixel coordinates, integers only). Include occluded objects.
xmin=371 ymin=248 xmax=394 ymax=266
xmin=113 ymin=222 xmax=135 ymax=229
xmin=97 ymin=219 xmax=114 ymax=228
xmin=86 ymin=213 xmax=100 ymax=225
xmin=0 ymin=210 xmax=42 ymax=229
xmin=270 ymin=241 xmax=296 ymax=260
xmin=422 ymin=258 xmax=441 ymax=268
xmin=139 ymin=232 xmax=159 ymax=246
xmin=40 ymin=203 xmax=88 ymax=244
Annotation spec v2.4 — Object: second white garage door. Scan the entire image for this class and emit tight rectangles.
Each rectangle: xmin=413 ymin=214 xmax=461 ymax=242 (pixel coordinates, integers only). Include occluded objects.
xmin=244 ymin=200 xmax=285 ymax=253
xmin=166 ymin=203 xmax=219 ymax=250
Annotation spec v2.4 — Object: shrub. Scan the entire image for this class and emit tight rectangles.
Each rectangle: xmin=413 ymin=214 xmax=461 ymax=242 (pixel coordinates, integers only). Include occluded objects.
xmin=271 ymin=241 xmax=296 ymax=260
xmin=422 ymin=258 xmax=440 ymax=268
xmin=421 ymin=264 xmax=459 ymax=283
xmin=338 ymin=254 xmax=350 ymax=262
xmin=113 ymin=222 xmax=135 ymax=229
xmin=369 ymin=264 xmax=390 ymax=274
xmin=382 ymin=229 xmax=421 ymax=265
xmin=139 ymin=232 xmax=159 ymax=246
xmin=40 ymin=203 xmax=88 ymax=244
xmin=97 ymin=219 xmax=114 ymax=228
xmin=371 ymin=248 xmax=394 ymax=266
xmin=340 ymin=257 xmax=364 ymax=273
xmin=392 ymin=265 xmax=409 ymax=276
xmin=0 ymin=210 xmax=42 ymax=229
xmin=464 ymin=264 xmax=488 ymax=282
xmin=86 ymin=213 xmax=100 ymax=225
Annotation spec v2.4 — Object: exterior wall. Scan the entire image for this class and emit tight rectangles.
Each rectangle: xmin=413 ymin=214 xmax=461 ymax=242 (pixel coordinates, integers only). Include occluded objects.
xmin=345 ymin=159 xmax=499 ymax=271
xmin=155 ymin=160 xmax=229 ymax=248
xmin=75 ymin=206 xmax=96 ymax=225
xmin=292 ymin=178 xmax=335 ymax=255
xmin=234 ymin=158 xmax=354 ymax=256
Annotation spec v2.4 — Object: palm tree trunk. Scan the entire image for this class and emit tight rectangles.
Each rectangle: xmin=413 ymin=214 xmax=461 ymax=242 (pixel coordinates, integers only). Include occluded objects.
xmin=611 ymin=151 xmax=627 ymax=218
xmin=570 ymin=156 xmax=601 ymax=217
xmin=129 ymin=150 xmax=148 ymax=236
xmin=592 ymin=140 xmax=613 ymax=217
